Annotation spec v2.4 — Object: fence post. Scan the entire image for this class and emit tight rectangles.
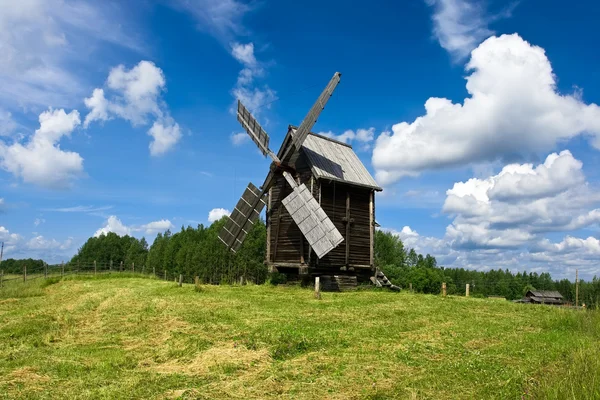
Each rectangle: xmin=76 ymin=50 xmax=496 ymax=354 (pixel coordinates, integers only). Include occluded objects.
xmin=44 ymin=263 xmax=48 ymax=279
xmin=195 ymin=276 xmax=200 ymax=289
xmin=315 ymin=277 xmax=321 ymax=299
xmin=120 ymin=261 xmax=123 ymax=272
xmin=132 ymin=262 xmax=135 ymax=273
xmin=61 ymin=262 xmax=64 ymax=277
xmin=164 ymin=270 xmax=167 ymax=280
xmin=110 ymin=260 xmax=113 ymax=271
xmin=442 ymin=282 xmax=447 ymax=297
xmin=94 ymin=260 xmax=97 ymax=276
xmin=142 ymin=265 xmax=145 ymax=275
xmin=409 ymin=283 xmax=413 ymax=292
xmin=153 ymin=266 xmax=155 ymax=276
xmin=0 ymin=270 xmax=3 ymax=288
xmin=178 ymin=274 xmax=183 ymax=287
xmin=24 ymin=265 xmax=27 ymax=282
xmin=466 ymin=283 xmax=470 ymax=297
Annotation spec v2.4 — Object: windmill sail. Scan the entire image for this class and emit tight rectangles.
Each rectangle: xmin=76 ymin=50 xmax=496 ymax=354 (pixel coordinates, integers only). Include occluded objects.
xmin=218 ymin=182 xmax=267 ymax=253
xmin=282 ymin=183 xmax=344 ymax=258
xmin=283 ymin=72 xmax=342 ymax=162
xmin=237 ymin=101 xmax=272 ymax=158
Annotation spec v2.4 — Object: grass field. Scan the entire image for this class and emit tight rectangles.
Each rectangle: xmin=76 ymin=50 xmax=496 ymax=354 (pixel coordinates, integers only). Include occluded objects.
xmin=0 ymin=276 xmax=598 ymax=399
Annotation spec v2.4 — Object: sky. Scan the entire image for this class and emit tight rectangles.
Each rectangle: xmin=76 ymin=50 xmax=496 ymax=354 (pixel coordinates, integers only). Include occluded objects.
xmin=1 ymin=0 xmax=600 ymax=280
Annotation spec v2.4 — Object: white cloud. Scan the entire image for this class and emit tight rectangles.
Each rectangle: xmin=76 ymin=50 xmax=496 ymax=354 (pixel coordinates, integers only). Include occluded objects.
xmin=372 ymin=34 xmax=600 ymax=186
xmin=230 ymin=42 xmax=276 ymax=114
xmin=0 ymin=108 xmax=16 ymax=136
xmin=84 ymin=61 xmax=181 ymax=155
xmin=94 ymin=216 xmax=131 ymax=237
xmin=169 ymin=0 xmax=251 ymax=42
xmin=26 ymin=235 xmax=72 ymax=251
xmin=0 ymin=108 xmax=83 ymax=188
xmin=208 ymin=208 xmax=230 ymax=223
xmin=0 ymin=0 xmax=142 ymax=109
xmin=34 ymin=218 xmax=45 ymax=227
xmin=94 ymin=215 xmax=174 ymax=237
xmin=230 ymin=132 xmax=249 ymax=146
xmin=425 ymin=0 xmax=494 ymax=60
xmin=147 ymin=118 xmax=182 ymax=156
xmin=319 ymin=128 xmax=375 ymax=148
xmin=140 ymin=219 xmax=174 ymax=235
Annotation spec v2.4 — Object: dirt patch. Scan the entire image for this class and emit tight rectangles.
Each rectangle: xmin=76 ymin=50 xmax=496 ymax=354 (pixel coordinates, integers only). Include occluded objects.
xmin=5 ymin=366 xmax=51 ymax=389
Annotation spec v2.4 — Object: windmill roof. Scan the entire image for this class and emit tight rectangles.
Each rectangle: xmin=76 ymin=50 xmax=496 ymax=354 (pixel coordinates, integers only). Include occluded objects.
xmin=284 ymin=127 xmax=382 ymax=191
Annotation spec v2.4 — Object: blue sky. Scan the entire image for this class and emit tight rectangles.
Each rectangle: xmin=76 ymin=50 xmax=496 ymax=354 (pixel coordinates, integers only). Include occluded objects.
xmin=1 ymin=0 xmax=600 ymax=280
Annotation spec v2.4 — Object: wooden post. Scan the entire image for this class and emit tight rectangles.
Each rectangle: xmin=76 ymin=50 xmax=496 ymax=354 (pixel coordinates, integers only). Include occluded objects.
xmin=409 ymin=283 xmax=412 ymax=292
xmin=466 ymin=283 xmax=470 ymax=297
xmin=61 ymin=262 xmax=64 ymax=277
xmin=315 ymin=277 xmax=321 ymax=300
xmin=44 ymin=263 xmax=47 ymax=279
xmin=369 ymin=190 xmax=374 ymax=267
xmin=164 ymin=270 xmax=167 ymax=280
xmin=153 ymin=266 xmax=155 ymax=276
xmin=24 ymin=265 xmax=27 ymax=282
xmin=195 ymin=276 xmax=200 ymax=289
xmin=345 ymin=191 xmax=351 ymax=266
xmin=110 ymin=260 xmax=113 ymax=271
xmin=132 ymin=262 xmax=135 ymax=273
xmin=442 ymin=282 xmax=447 ymax=297
xmin=120 ymin=261 xmax=123 ymax=272
xmin=575 ymin=269 xmax=579 ymax=308
xmin=0 ymin=270 xmax=3 ymax=288
xmin=94 ymin=260 xmax=97 ymax=276
xmin=178 ymin=274 xmax=183 ymax=287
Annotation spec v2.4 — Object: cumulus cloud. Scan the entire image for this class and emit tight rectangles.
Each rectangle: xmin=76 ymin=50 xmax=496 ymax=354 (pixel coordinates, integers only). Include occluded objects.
xmin=372 ymin=34 xmax=600 ymax=185
xmin=208 ymin=208 xmax=230 ymax=223
xmin=94 ymin=216 xmax=131 ymax=237
xmin=84 ymin=61 xmax=181 ymax=155
xmin=27 ymin=235 xmax=72 ymax=251
xmin=0 ymin=108 xmax=83 ymax=188
xmin=140 ymin=219 xmax=174 ymax=235
xmin=384 ymin=151 xmax=600 ymax=279
xmin=0 ymin=108 xmax=17 ymax=136
xmin=94 ymin=215 xmax=174 ymax=237
xmin=0 ymin=225 xmax=74 ymax=262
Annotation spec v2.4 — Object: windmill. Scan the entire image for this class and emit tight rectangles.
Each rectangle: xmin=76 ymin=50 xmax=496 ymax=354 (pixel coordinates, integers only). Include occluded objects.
xmin=219 ymin=72 xmax=383 ymax=287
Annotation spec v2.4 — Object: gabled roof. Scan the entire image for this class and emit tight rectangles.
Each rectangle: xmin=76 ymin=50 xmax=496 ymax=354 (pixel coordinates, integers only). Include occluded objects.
xmin=527 ymin=290 xmax=563 ymax=299
xmin=278 ymin=126 xmax=382 ymax=191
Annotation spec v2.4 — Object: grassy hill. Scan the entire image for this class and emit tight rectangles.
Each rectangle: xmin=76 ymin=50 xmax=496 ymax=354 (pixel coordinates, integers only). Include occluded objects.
xmin=0 ymin=276 xmax=598 ymax=399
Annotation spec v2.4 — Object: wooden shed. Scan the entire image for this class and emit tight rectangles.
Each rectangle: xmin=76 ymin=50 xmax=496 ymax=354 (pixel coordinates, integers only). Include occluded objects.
xmin=266 ymin=126 xmax=382 ymax=280
xmin=514 ymin=290 xmax=565 ymax=305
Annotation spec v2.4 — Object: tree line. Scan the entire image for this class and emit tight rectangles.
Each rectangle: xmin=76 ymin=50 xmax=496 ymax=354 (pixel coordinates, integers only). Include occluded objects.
xmin=5 ymin=219 xmax=599 ymax=307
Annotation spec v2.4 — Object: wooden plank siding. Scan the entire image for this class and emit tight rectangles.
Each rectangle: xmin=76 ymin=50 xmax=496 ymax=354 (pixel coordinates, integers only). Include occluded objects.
xmin=266 ymin=149 xmax=375 ymax=274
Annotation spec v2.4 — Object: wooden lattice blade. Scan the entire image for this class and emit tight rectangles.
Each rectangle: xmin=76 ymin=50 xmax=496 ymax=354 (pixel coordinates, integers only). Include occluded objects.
xmin=282 ymin=183 xmax=344 ymax=258
xmin=218 ymin=182 xmax=267 ymax=253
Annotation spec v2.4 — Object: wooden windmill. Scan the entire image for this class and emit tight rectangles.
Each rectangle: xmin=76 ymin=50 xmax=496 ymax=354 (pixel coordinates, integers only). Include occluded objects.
xmin=218 ymin=72 xmax=383 ymax=286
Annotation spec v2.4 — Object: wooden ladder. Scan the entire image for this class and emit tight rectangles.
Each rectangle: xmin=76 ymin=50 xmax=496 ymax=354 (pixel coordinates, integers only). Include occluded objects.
xmin=370 ymin=269 xmax=401 ymax=291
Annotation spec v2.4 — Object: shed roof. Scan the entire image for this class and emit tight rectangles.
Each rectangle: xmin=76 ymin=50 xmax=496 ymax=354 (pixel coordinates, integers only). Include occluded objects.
xmin=280 ymin=127 xmax=382 ymax=191
xmin=527 ymin=290 xmax=563 ymax=299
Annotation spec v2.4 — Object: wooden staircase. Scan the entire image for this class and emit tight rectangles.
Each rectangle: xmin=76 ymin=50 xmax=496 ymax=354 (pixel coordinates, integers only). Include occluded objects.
xmin=370 ymin=269 xmax=401 ymax=291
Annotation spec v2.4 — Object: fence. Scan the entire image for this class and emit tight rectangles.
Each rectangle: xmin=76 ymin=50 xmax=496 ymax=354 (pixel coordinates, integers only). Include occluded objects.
xmin=0 ymin=261 xmax=216 ymax=291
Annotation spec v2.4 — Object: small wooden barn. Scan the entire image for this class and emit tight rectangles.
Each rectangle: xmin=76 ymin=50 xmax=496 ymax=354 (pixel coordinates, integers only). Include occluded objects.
xmin=266 ymin=127 xmax=382 ymax=279
xmin=515 ymin=290 xmax=564 ymax=305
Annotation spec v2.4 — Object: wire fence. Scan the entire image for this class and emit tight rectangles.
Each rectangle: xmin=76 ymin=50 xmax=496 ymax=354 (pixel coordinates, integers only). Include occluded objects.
xmin=0 ymin=261 xmax=213 ymax=291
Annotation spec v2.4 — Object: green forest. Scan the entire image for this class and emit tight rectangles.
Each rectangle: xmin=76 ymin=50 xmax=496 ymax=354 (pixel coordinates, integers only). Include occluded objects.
xmin=3 ymin=218 xmax=599 ymax=306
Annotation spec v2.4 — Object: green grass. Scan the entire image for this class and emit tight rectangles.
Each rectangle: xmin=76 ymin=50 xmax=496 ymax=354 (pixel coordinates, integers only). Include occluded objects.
xmin=0 ymin=277 xmax=598 ymax=399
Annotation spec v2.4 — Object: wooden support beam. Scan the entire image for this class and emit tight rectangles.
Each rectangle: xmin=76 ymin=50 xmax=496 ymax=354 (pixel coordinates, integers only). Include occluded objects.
xmin=272 ymin=205 xmax=283 ymax=261
xmin=466 ymin=283 xmax=470 ymax=297
xmin=345 ymin=191 xmax=350 ymax=266
xmin=442 ymin=282 xmax=447 ymax=297
xmin=369 ymin=190 xmax=374 ymax=267
xmin=266 ymin=187 xmax=272 ymax=263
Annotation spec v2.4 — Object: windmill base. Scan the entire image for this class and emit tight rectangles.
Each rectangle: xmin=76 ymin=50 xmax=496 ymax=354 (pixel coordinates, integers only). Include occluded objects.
xmin=269 ymin=263 xmax=374 ymax=288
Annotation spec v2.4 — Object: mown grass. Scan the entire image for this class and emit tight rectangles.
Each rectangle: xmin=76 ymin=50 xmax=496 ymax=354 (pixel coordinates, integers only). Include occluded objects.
xmin=0 ymin=276 xmax=598 ymax=399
